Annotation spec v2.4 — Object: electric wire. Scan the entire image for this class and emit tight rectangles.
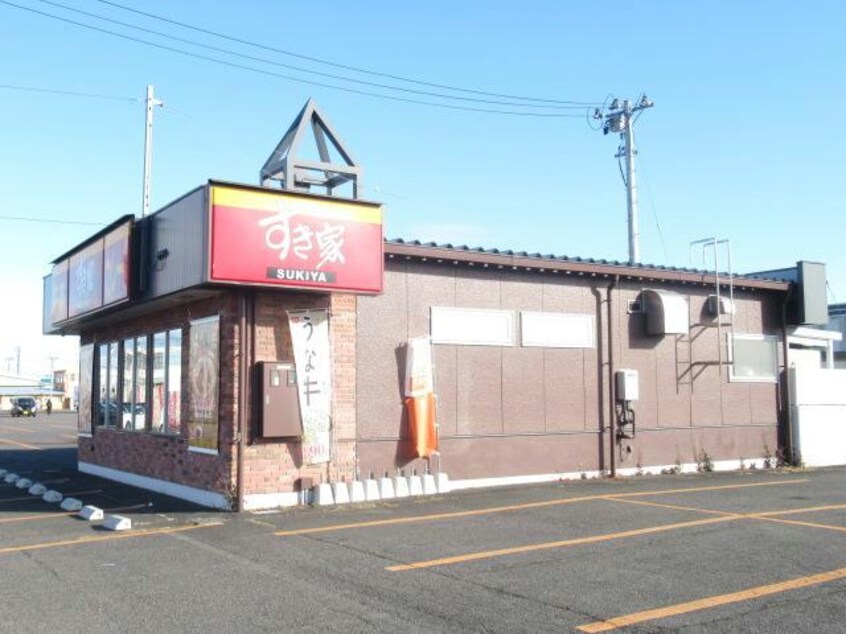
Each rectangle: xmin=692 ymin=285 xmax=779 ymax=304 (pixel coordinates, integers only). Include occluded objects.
xmin=0 ymin=0 xmax=585 ymax=118
xmin=0 ymin=214 xmax=104 ymax=226
xmin=0 ymin=83 xmax=138 ymax=103
xmin=92 ymin=0 xmax=600 ymax=107
xmin=38 ymin=0 xmax=588 ymax=111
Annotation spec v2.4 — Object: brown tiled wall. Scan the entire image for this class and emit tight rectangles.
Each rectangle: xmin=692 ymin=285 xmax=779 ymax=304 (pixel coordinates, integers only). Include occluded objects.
xmin=356 ymin=261 xmax=783 ymax=480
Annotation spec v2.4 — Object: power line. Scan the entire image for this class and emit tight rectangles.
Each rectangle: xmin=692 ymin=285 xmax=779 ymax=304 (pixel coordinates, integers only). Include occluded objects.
xmin=93 ymin=0 xmax=600 ymax=107
xmin=0 ymin=1 xmax=584 ymax=118
xmin=0 ymin=214 xmax=104 ymax=226
xmin=0 ymin=83 xmax=138 ymax=103
xmin=39 ymin=0 xmax=587 ymax=111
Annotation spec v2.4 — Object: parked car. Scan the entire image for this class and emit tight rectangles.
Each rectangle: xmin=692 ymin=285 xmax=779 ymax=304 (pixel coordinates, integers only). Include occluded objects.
xmin=122 ymin=403 xmax=147 ymax=430
xmin=11 ymin=397 xmax=37 ymax=417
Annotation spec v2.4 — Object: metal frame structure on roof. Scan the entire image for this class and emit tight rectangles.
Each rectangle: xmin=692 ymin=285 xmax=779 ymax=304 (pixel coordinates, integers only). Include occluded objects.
xmin=259 ymin=99 xmax=361 ymax=199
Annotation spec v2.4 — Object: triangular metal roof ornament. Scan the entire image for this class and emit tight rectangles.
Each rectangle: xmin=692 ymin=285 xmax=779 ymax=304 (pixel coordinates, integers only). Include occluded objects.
xmin=260 ymin=98 xmax=361 ymax=199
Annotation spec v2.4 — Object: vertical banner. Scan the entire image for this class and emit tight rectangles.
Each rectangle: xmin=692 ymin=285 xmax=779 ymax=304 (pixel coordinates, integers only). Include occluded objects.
xmin=288 ymin=309 xmax=332 ymax=465
xmin=78 ymin=344 xmax=94 ymax=435
xmin=188 ymin=316 xmax=220 ymax=452
xmin=404 ymin=337 xmax=438 ymax=458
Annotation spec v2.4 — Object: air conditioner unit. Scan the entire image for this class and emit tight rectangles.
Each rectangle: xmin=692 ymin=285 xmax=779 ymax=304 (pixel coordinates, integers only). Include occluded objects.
xmin=706 ymin=295 xmax=735 ymax=316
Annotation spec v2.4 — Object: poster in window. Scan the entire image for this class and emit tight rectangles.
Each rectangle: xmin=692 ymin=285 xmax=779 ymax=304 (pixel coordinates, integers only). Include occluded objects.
xmin=51 ymin=260 xmax=69 ymax=324
xmin=103 ymin=223 xmax=130 ymax=306
xmin=188 ymin=316 xmax=220 ymax=452
xmin=68 ymin=239 xmax=104 ymax=317
xmin=78 ymin=344 xmax=94 ymax=435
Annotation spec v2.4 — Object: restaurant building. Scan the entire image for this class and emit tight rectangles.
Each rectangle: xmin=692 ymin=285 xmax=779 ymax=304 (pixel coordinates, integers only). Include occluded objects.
xmin=42 ymin=101 xmax=827 ymax=510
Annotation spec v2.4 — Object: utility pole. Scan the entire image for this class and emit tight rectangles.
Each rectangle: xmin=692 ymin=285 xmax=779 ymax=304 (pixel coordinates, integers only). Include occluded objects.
xmin=594 ymin=96 xmax=654 ymax=265
xmin=142 ymin=85 xmax=164 ymax=218
xmin=14 ymin=345 xmax=21 ymax=376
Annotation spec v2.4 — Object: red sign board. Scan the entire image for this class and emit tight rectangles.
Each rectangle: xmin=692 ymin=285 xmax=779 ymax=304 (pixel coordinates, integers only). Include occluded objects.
xmin=209 ymin=186 xmax=383 ymax=294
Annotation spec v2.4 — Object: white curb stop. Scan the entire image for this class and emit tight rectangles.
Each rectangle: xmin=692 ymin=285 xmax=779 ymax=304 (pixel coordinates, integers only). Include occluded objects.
xmin=79 ymin=505 xmax=104 ymax=521
xmin=393 ymin=476 xmax=410 ymax=498
xmin=15 ymin=478 xmax=33 ymax=490
xmin=435 ymin=472 xmax=451 ymax=493
xmin=4 ymin=473 xmax=19 ymax=484
xmin=60 ymin=497 xmax=83 ymax=512
xmin=103 ymin=515 xmax=132 ymax=531
xmin=364 ymin=479 xmax=381 ymax=501
xmin=348 ymin=480 xmax=366 ymax=503
xmin=378 ymin=477 xmax=395 ymax=499
xmin=0 ymin=469 xmax=7 ymax=477
xmin=408 ymin=475 xmax=424 ymax=496
xmin=312 ymin=483 xmax=334 ymax=506
xmin=28 ymin=483 xmax=47 ymax=496
xmin=422 ymin=474 xmax=437 ymax=495
xmin=42 ymin=490 xmax=63 ymax=504
xmin=332 ymin=482 xmax=351 ymax=504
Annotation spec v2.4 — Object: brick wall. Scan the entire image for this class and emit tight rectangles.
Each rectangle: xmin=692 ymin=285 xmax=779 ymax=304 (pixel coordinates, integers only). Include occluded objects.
xmin=240 ymin=291 xmax=358 ymax=497
xmin=78 ymin=287 xmax=360 ymax=502
xmin=79 ymin=292 xmax=235 ymax=495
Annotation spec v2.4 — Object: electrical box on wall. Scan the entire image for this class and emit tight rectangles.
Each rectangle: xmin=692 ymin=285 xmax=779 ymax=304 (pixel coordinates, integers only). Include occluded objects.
xmin=615 ymin=369 xmax=639 ymax=401
xmin=258 ymin=361 xmax=302 ymax=438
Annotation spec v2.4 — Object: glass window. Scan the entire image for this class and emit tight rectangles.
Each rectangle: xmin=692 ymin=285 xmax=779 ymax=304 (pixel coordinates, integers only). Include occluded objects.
xmin=78 ymin=344 xmax=94 ymax=434
xmin=188 ymin=316 xmax=220 ymax=452
xmin=108 ymin=342 xmax=119 ymax=425
xmin=97 ymin=343 xmax=118 ymax=427
xmin=166 ymin=328 xmax=182 ymax=435
xmin=122 ymin=338 xmax=137 ymax=431
xmin=135 ymin=336 xmax=149 ymax=431
xmin=729 ymin=334 xmax=778 ymax=383
xmin=152 ymin=332 xmax=167 ymax=433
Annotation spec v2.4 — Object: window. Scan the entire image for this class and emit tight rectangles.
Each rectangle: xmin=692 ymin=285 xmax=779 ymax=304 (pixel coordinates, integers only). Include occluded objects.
xmin=430 ymin=307 xmax=515 ymax=346
xmin=152 ymin=332 xmax=166 ymax=432
xmin=188 ymin=316 xmax=220 ymax=453
xmin=135 ymin=336 xmax=149 ymax=430
xmin=520 ymin=312 xmax=595 ymax=348
xmin=166 ymin=328 xmax=182 ymax=435
xmin=89 ymin=328 xmax=186 ymax=436
xmin=729 ymin=334 xmax=779 ymax=383
xmin=78 ymin=344 xmax=93 ymax=435
xmin=97 ymin=343 xmax=117 ymax=427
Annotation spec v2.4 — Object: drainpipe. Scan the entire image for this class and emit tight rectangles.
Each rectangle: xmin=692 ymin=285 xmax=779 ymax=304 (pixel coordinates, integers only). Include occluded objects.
xmin=607 ymin=275 xmax=620 ymax=478
xmin=780 ymin=284 xmax=795 ymax=465
xmin=236 ymin=291 xmax=249 ymax=512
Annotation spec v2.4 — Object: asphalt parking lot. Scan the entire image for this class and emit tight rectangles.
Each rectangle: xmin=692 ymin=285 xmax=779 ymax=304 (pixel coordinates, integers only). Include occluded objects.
xmin=2 ymin=412 xmax=846 ymax=633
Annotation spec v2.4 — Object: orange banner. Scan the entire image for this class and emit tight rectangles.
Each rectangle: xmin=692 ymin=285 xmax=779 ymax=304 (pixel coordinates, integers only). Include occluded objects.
xmin=406 ymin=393 xmax=438 ymax=458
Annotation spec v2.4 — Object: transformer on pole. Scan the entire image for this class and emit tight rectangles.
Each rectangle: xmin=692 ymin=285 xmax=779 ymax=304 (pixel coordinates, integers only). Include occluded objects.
xmin=594 ymin=96 xmax=654 ymax=265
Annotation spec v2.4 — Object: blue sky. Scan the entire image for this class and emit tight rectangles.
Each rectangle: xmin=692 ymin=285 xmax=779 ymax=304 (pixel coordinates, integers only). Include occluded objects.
xmin=0 ymin=0 xmax=843 ymax=376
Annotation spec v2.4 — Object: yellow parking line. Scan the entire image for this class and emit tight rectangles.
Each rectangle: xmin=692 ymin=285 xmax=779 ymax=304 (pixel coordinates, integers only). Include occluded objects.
xmin=576 ymin=566 xmax=846 ymax=632
xmin=386 ymin=516 xmax=738 ymax=571
xmin=755 ymin=516 xmax=846 ymax=534
xmin=277 ymin=478 xmax=806 ymax=537
xmin=0 ymin=521 xmax=223 ymax=556
xmin=0 ymin=437 xmax=41 ymax=450
xmin=608 ymin=496 xmax=846 ymax=527
xmin=2 ymin=426 xmax=35 ymax=434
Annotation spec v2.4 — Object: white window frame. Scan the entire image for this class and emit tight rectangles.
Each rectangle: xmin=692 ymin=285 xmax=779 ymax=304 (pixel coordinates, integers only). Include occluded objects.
xmin=728 ymin=333 xmax=779 ymax=383
xmin=520 ymin=312 xmax=595 ymax=349
xmin=430 ymin=307 xmax=515 ymax=346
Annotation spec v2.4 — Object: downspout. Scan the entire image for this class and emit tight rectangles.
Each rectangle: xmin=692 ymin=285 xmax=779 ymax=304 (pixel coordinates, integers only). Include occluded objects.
xmin=236 ymin=291 xmax=248 ymax=512
xmin=780 ymin=284 xmax=795 ymax=465
xmin=607 ymin=275 xmax=620 ymax=478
